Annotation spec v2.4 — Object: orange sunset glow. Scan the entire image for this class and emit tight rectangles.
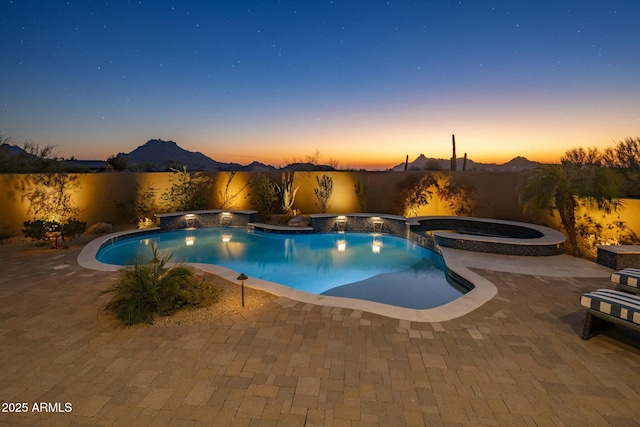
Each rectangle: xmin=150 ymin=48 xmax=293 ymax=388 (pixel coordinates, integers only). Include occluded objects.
xmin=2 ymin=2 xmax=639 ymax=170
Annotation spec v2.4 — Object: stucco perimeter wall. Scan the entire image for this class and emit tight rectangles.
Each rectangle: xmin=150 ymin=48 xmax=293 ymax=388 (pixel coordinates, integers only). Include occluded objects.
xmin=1 ymin=171 xmax=639 ymax=238
xmin=277 ymin=171 xmax=527 ymax=219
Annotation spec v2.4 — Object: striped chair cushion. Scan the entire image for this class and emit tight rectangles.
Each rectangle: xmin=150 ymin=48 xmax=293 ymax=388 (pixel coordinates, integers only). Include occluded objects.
xmin=580 ymin=289 xmax=640 ymax=326
xmin=610 ymin=269 xmax=640 ymax=289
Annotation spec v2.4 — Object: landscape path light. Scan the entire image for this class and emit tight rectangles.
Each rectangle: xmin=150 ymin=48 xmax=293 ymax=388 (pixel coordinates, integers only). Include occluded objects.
xmin=237 ymin=273 xmax=248 ymax=307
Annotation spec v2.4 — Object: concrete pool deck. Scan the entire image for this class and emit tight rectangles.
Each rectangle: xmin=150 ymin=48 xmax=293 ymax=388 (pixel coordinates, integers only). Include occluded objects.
xmin=1 ymin=241 xmax=639 ymax=426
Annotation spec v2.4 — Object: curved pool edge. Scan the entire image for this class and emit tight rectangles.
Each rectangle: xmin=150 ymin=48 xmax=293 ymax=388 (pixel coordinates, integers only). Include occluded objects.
xmin=78 ymin=229 xmax=498 ymax=323
xmin=77 ymin=228 xmax=161 ymax=272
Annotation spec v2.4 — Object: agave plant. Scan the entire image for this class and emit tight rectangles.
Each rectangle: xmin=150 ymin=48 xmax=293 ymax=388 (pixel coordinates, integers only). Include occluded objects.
xmin=275 ymin=172 xmax=299 ymax=214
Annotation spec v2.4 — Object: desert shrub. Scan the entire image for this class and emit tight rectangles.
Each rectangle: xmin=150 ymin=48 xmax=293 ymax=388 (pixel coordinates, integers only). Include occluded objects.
xmin=106 ymin=154 xmax=129 ymax=171
xmin=87 ymin=222 xmax=113 ymax=235
xmin=576 ymin=213 xmax=640 ymax=259
xmin=179 ymin=275 xmax=221 ymax=307
xmin=396 ymin=173 xmax=476 ymax=217
xmin=22 ymin=218 xmax=87 ymax=249
xmin=14 ymin=171 xmax=86 ymax=248
xmin=22 ymin=219 xmax=50 ymax=241
xmin=249 ymin=173 xmax=277 ymax=221
xmin=117 ymin=183 xmax=159 ymax=226
xmin=436 ymin=177 xmax=477 ymax=216
xmin=15 ymin=173 xmax=82 ymax=223
xmin=314 ymin=175 xmax=333 ymax=213
xmin=396 ymin=174 xmax=438 ymax=217
xmin=161 ymin=166 xmax=210 ymax=212
xmin=103 ymin=245 xmax=219 ymax=325
xmin=63 ymin=218 xmax=87 ymax=237
xmin=137 ymin=218 xmax=157 ymax=229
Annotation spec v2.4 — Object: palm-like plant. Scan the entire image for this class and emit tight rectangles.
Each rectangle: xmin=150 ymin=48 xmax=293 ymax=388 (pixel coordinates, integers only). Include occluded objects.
xmin=103 ymin=245 xmax=193 ymax=325
xmin=520 ymin=163 xmax=623 ymax=256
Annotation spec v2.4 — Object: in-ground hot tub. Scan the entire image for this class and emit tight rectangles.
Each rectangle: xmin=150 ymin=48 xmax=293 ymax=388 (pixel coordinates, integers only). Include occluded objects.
xmin=409 ymin=216 xmax=566 ymax=256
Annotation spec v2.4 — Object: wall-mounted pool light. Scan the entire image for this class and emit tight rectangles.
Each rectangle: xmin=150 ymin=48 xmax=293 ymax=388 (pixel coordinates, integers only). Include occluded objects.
xmin=336 ymin=215 xmax=347 ymax=233
xmin=185 ymin=235 xmax=196 ymax=246
xmin=337 ymin=239 xmax=346 ymax=252
xmin=222 ymin=233 xmax=232 ymax=243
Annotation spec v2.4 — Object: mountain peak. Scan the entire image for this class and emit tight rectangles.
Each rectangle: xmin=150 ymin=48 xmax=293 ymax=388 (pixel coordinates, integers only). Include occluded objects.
xmin=118 ymin=139 xmax=242 ymax=171
xmin=145 ymin=139 xmax=177 ymax=147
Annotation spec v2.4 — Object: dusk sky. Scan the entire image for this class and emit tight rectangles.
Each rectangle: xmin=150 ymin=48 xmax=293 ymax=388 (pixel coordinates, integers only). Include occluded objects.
xmin=2 ymin=1 xmax=639 ymax=170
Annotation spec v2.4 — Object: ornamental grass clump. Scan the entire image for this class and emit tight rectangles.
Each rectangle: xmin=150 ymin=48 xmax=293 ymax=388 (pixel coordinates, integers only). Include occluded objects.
xmin=103 ymin=245 xmax=220 ymax=326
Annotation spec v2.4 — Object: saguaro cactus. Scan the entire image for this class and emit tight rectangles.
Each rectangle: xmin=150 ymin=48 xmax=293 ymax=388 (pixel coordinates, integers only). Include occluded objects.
xmin=450 ymin=134 xmax=457 ymax=171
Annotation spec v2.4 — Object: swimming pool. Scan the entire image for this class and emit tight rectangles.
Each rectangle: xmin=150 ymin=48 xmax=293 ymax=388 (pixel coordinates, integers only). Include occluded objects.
xmin=96 ymin=228 xmax=469 ymax=310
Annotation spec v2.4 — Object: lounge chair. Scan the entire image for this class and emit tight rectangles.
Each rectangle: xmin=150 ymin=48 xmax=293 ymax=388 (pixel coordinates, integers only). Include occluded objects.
xmin=610 ymin=268 xmax=640 ymax=294
xmin=580 ymin=289 xmax=640 ymax=339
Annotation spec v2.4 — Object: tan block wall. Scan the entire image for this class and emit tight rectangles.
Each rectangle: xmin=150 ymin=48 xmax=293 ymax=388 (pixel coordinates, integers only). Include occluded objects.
xmin=1 ymin=171 xmax=638 ymax=240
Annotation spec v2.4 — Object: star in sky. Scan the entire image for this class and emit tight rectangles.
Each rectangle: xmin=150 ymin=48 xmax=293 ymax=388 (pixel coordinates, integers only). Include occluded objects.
xmin=1 ymin=0 xmax=639 ymax=169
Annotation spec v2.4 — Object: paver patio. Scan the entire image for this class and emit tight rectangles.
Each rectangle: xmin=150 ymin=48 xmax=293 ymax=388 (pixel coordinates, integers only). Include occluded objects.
xmin=1 ymin=243 xmax=639 ymax=426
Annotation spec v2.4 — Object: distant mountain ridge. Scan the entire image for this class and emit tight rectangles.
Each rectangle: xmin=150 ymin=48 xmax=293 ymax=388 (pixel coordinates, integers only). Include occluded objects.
xmin=391 ymin=154 xmax=540 ymax=172
xmin=117 ymin=139 xmax=245 ymax=171
xmin=115 ymin=139 xmax=335 ymax=172
xmin=118 ymin=140 xmax=540 ymax=172
xmin=2 ymin=140 xmax=541 ymax=172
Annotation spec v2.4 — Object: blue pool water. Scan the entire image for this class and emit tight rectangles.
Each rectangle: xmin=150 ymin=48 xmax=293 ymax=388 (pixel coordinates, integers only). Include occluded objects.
xmin=96 ymin=228 xmax=468 ymax=309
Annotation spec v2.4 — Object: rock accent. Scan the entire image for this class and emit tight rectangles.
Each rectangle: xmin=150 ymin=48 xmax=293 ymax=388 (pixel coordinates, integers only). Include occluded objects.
xmin=288 ymin=215 xmax=311 ymax=227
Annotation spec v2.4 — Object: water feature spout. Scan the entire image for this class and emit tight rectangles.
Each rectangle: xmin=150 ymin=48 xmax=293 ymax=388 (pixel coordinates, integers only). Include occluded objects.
xmin=336 ymin=215 xmax=347 ymax=233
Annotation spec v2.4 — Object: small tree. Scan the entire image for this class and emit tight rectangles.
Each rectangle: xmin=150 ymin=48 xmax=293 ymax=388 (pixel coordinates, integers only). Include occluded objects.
xmin=603 ymin=137 xmax=640 ymax=197
xmin=397 ymin=174 xmax=438 ymax=217
xmin=249 ymin=173 xmax=278 ymax=221
xmin=16 ymin=173 xmax=82 ymax=223
xmin=561 ymin=138 xmax=640 ymax=197
xmin=22 ymin=218 xmax=86 ymax=249
xmin=437 ymin=176 xmax=477 ymax=216
xmin=314 ymin=175 xmax=333 ymax=213
xmin=15 ymin=171 xmax=86 ymax=248
xmin=161 ymin=166 xmax=208 ymax=212
xmin=107 ymin=154 xmax=129 ymax=171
